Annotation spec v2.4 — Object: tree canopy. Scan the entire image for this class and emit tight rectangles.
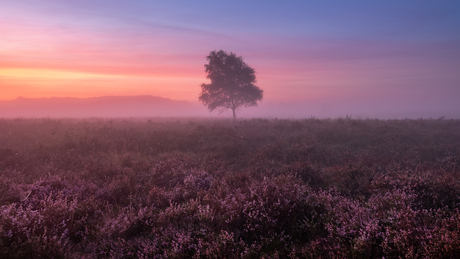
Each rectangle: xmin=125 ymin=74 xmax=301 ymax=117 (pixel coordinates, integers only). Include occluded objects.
xmin=199 ymin=50 xmax=263 ymax=119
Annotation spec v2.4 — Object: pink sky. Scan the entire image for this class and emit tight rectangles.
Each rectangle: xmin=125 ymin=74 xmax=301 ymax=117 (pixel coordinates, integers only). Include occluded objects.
xmin=1 ymin=1 xmax=459 ymax=118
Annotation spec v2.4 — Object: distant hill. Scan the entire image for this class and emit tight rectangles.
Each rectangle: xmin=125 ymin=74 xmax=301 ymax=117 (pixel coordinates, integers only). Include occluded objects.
xmin=0 ymin=96 xmax=209 ymax=118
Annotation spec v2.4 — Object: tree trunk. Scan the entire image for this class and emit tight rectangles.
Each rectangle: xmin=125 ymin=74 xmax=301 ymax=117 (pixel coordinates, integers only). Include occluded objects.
xmin=232 ymin=108 xmax=236 ymax=119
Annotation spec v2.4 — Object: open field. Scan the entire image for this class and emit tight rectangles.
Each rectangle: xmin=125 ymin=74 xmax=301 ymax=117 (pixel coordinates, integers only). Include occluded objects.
xmin=1 ymin=117 xmax=460 ymax=258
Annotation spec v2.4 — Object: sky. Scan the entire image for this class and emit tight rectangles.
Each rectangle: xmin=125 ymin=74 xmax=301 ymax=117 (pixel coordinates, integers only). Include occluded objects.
xmin=1 ymin=0 xmax=460 ymax=118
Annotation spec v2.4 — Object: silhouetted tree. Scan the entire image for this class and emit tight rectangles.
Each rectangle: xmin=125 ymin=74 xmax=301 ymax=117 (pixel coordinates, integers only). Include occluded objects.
xmin=199 ymin=50 xmax=263 ymax=119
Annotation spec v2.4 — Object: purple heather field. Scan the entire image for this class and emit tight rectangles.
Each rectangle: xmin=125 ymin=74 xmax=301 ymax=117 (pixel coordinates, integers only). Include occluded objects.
xmin=1 ymin=117 xmax=460 ymax=258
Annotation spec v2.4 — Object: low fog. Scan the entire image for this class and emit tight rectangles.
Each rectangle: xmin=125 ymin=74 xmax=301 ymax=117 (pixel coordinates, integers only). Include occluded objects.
xmin=1 ymin=95 xmax=458 ymax=119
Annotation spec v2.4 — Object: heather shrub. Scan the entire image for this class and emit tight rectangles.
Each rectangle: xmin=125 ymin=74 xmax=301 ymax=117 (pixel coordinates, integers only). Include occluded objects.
xmin=183 ymin=170 xmax=213 ymax=198
xmin=218 ymin=175 xmax=320 ymax=257
xmin=1 ymin=118 xmax=459 ymax=258
xmin=0 ymin=177 xmax=22 ymax=205
xmin=0 ymin=195 xmax=78 ymax=258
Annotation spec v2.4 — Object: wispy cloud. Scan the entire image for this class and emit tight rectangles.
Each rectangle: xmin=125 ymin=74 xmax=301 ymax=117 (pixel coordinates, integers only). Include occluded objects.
xmin=1 ymin=0 xmax=459 ymax=117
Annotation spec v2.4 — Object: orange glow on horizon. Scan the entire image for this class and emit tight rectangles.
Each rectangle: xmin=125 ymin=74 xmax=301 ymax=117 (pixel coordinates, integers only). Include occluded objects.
xmin=0 ymin=68 xmax=123 ymax=80
xmin=0 ymin=67 xmax=205 ymax=102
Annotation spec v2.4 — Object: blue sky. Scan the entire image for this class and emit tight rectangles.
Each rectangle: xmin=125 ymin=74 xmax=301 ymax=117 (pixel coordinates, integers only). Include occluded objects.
xmin=1 ymin=0 xmax=459 ymax=117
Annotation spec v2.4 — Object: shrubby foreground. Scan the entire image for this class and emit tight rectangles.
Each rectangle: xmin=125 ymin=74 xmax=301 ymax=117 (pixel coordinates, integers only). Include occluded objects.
xmin=0 ymin=117 xmax=459 ymax=258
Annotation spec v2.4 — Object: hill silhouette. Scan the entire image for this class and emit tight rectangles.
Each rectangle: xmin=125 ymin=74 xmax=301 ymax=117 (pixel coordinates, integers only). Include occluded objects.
xmin=0 ymin=96 xmax=208 ymax=118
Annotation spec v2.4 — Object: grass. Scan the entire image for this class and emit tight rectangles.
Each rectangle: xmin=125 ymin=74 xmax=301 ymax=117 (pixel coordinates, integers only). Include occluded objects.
xmin=0 ymin=117 xmax=459 ymax=258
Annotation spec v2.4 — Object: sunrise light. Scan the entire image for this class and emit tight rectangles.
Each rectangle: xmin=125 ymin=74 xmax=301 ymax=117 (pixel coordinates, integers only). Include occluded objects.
xmin=1 ymin=0 xmax=459 ymax=118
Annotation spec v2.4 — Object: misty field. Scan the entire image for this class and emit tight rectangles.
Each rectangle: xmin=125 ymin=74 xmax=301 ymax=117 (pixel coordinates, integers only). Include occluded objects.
xmin=1 ymin=117 xmax=460 ymax=258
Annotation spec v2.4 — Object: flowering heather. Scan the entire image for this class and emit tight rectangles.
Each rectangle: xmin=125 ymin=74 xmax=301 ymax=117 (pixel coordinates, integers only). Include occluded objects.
xmin=0 ymin=117 xmax=459 ymax=258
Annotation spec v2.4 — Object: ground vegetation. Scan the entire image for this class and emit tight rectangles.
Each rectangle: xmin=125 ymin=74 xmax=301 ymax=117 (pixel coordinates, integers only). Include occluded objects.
xmin=0 ymin=117 xmax=459 ymax=258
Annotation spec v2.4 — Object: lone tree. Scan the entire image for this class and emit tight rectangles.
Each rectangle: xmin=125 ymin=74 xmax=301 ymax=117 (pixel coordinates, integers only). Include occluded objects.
xmin=199 ymin=50 xmax=263 ymax=119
